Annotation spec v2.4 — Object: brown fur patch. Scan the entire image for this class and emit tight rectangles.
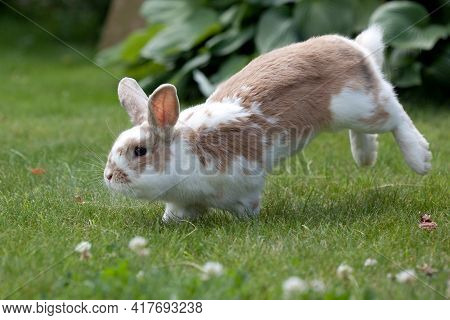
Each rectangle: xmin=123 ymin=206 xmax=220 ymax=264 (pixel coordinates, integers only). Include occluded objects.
xmin=184 ymin=113 xmax=271 ymax=172
xmin=108 ymin=161 xmax=131 ymax=183
xmin=114 ymin=168 xmax=131 ymax=183
xmin=209 ymin=35 xmax=377 ymax=132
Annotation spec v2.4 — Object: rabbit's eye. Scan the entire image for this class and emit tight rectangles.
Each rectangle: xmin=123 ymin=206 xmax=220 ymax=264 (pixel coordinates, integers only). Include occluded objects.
xmin=134 ymin=146 xmax=147 ymax=157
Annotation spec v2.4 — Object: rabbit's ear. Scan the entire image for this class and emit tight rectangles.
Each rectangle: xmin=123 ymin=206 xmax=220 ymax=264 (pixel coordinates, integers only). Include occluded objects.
xmin=148 ymin=84 xmax=180 ymax=129
xmin=118 ymin=77 xmax=148 ymax=125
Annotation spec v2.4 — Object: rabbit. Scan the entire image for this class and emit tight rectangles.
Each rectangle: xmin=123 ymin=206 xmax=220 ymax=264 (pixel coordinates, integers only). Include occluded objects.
xmin=104 ymin=25 xmax=431 ymax=222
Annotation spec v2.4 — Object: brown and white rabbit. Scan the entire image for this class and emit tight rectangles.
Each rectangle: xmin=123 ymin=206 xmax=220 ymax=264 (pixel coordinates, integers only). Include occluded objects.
xmin=104 ymin=26 xmax=431 ymax=222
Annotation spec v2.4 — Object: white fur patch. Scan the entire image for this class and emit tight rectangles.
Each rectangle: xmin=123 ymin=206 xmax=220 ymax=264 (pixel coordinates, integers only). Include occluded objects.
xmin=329 ymin=88 xmax=377 ymax=130
xmin=354 ymin=25 xmax=384 ymax=67
xmin=176 ymin=100 xmax=251 ymax=130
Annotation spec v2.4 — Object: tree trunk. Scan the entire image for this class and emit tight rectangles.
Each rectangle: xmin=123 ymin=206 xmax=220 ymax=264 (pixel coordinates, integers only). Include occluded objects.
xmin=99 ymin=0 xmax=146 ymax=49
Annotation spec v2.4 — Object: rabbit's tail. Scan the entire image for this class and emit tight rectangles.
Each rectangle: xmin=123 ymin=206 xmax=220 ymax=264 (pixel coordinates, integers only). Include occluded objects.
xmin=355 ymin=24 xmax=384 ymax=67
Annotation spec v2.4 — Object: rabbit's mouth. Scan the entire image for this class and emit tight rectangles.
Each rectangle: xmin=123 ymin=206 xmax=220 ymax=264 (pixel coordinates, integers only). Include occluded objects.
xmin=104 ymin=156 xmax=132 ymax=183
xmin=104 ymin=166 xmax=133 ymax=189
xmin=104 ymin=176 xmax=135 ymax=196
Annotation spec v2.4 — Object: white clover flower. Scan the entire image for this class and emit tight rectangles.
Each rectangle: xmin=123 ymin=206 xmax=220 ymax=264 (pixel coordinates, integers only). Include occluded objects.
xmin=282 ymin=277 xmax=308 ymax=298
xmin=128 ymin=236 xmax=147 ymax=250
xmin=364 ymin=258 xmax=378 ymax=267
xmin=128 ymin=236 xmax=150 ymax=256
xmin=136 ymin=270 xmax=145 ymax=280
xmin=310 ymin=279 xmax=326 ymax=293
xmin=336 ymin=263 xmax=353 ymax=279
xmin=201 ymin=261 xmax=224 ymax=280
xmin=74 ymin=241 xmax=91 ymax=260
xmin=75 ymin=241 xmax=91 ymax=252
xmin=395 ymin=269 xmax=416 ymax=283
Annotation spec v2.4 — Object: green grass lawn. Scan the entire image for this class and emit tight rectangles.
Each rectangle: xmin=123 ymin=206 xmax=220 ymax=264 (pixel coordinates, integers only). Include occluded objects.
xmin=0 ymin=18 xmax=448 ymax=300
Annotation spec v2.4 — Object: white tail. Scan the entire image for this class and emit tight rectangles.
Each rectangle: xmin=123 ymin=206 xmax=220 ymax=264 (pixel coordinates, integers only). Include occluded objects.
xmin=355 ymin=24 xmax=384 ymax=67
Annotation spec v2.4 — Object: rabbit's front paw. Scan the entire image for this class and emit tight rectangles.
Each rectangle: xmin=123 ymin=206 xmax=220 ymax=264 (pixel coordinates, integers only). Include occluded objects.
xmin=162 ymin=203 xmax=204 ymax=223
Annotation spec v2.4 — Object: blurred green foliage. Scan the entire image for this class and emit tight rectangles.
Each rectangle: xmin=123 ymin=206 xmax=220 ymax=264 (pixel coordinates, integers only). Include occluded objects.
xmin=1 ymin=0 xmax=110 ymax=42
xmin=98 ymin=0 xmax=449 ymax=102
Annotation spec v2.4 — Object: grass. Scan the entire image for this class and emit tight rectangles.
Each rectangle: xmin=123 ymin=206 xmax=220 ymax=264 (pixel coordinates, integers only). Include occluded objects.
xmin=0 ymin=17 xmax=448 ymax=300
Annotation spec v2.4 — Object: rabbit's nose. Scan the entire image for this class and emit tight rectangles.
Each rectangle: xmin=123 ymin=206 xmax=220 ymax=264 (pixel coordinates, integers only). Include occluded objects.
xmin=106 ymin=173 xmax=113 ymax=181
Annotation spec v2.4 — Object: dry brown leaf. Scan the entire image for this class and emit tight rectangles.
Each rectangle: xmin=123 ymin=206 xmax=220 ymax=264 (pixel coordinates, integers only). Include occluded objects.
xmin=419 ymin=213 xmax=437 ymax=231
xmin=74 ymin=195 xmax=85 ymax=204
xmin=30 ymin=168 xmax=46 ymax=175
xmin=418 ymin=263 xmax=438 ymax=277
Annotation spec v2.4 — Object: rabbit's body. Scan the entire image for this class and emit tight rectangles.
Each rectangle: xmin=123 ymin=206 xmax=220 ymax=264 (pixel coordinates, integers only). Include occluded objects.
xmin=104 ymin=26 xmax=431 ymax=221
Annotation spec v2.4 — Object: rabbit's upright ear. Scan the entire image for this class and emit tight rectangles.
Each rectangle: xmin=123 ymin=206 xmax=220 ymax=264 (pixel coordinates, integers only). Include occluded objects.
xmin=118 ymin=77 xmax=148 ymax=125
xmin=148 ymin=84 xmax=180 ymax=129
